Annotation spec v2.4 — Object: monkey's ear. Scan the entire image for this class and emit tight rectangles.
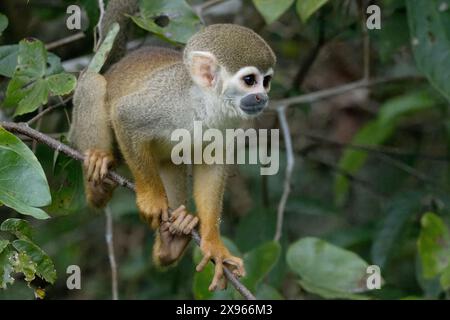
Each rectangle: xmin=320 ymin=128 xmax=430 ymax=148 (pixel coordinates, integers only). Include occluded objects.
xmin=187 ymin=51 xmax=218 ymax=88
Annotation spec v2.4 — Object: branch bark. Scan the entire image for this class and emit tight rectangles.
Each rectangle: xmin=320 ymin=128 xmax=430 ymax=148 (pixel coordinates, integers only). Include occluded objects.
xmin=0 ymin=121 xmax=256 ymax=300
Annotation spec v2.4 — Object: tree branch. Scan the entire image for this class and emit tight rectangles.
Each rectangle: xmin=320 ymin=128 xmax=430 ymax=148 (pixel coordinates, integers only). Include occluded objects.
xmin=270 ymin=75 xmax=422 ymax=109
xmin=0 ymin=121 xmax=256 ymax=301
xmin=45 ymin=32 xmax=85 ymax=51
xmin=274 ymin=106 xmax=294 ymax=242
xmin=105 ymin=205 xmax=119 ymax=300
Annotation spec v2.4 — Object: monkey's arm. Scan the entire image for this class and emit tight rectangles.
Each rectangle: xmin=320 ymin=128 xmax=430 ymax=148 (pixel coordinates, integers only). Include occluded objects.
xmin=193 ymin=164 xmax=245 ymax=291
xmin=111 ymin=92 xmax=173 ymax=229
xmin=69 ymin=72 xmax=116 ymax=208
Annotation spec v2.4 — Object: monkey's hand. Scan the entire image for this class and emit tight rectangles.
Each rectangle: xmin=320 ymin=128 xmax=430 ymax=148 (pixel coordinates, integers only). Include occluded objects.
xmin=84 ymin=149 xmax=117 ymax=208
xmin=196 ymin=238 xmax=246 ymax=291
xmin=84 ymin=149 xmax=115 ymax=184
xmin=157 ymin=206 xmax=199 ymax=266
xmin=136 ymin=189 xmax=169 ymax=230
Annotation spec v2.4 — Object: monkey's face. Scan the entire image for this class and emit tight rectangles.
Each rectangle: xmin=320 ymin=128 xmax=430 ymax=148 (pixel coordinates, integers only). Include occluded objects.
xmin=221 ymin=66 xmax=273 ymax=118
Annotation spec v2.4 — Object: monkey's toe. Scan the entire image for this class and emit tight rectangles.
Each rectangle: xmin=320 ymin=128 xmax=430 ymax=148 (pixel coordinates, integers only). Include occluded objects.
xmin=84 ymin=149 xmax=114 ymax=183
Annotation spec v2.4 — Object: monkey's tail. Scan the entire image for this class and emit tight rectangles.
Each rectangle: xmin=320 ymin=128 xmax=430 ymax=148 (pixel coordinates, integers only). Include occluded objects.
xmin=100 ymin=0 xmax=139 ymax=70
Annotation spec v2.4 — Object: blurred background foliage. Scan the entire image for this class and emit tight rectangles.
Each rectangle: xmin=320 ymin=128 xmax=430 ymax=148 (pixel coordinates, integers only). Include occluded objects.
xmin=1 ymin=0 xmax=450 ymax=300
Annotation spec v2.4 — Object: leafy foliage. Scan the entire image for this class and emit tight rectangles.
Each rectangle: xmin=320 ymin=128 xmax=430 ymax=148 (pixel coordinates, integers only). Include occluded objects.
xmin=3 ymin=39 xmax=76 ymax=116
xmin=0 ymin=219 xmax=56 ymax=289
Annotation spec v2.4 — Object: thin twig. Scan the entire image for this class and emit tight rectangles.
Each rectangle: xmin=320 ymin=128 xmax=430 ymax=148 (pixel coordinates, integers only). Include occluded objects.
xmin=0 ymin=121 xmax=256 ymax=301
xmin=300 ymin=130 xmax=450 ymax=162
xmin=45 ymin=32 xmax=85 ymax=50
xmin=270 ymin=76 xmax=422 ymax=108
xmin=274 ymin=106 xmax=294 ymax=242
xmin=105 ymin=205 xmax=119 ymax=300
xmin=94 ymin=0 xmax=106 ymax=51
xmin=27 ymin=97 xmax=72 ymax=126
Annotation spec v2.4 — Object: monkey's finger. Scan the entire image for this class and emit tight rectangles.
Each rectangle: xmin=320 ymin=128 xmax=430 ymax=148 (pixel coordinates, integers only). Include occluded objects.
xmin=160 ymin=221 xmax=170 ymax=232
xmin=83 ymin=150 xmax=91 ymax=168
xmin=169 ymin=205 xmax=185 ymax=222
xmin=209 ymin=259 xmax=224 ymax=291
xmin=100 ymin=156 xmax=110 ymax=179
xmin=196 ymin=253 xmax=211 ymax=272
xmin=168 ymin=205 xmax=184 ymax=222
xmin=92 ymin=157 xmax=103 ymax=183
xmin=177 ymin=214 xmax=193 ymax=235
xmin=169 ymin=209 xmax=187 ymax=234
xmin=218 ymin=276 xmax=227 ymax=291
xmin=86 ymin=155 xmax=96 ymax=181
xmin=184 ymin=216 xmax=199 ymax=235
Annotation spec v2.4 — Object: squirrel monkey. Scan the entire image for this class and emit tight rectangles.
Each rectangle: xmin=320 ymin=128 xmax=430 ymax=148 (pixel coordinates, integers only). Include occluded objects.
xmin=70 ymin=1 xmax=276 ymax=291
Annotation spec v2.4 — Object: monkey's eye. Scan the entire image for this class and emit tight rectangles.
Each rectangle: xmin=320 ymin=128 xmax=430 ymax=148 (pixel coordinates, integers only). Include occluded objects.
xmin=263 ymin=75 xmax=272 ymax=88
xmin=243 ymin=74 xmax=256 ymax=86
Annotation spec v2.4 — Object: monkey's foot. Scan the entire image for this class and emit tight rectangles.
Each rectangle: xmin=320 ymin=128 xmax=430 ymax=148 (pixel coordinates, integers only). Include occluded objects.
xmin=157 ymin=206 xmax=199 ymax=266
xmin=84 ymin=149 xmax=115 ymax=184
xmin=196 ymin=240 xmax=246 ymax=291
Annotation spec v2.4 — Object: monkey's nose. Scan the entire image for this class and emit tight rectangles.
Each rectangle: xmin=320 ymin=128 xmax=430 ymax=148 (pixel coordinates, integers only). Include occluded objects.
xmin=240 ymin=93 xmax=269 ymax=115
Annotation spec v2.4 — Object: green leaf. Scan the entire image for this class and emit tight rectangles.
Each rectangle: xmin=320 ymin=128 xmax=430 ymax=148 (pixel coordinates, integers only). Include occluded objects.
xmin=0 ymin=127 xmax=51 ymax=219
xmin=0 ymin=218 xmax=33 ymax=240
xmin=14 ymin=251 xmax=37 ymax=283
xmin=3 ymin=39 xmax=76 ymax=116
xmin=0 ymin=44 xmax=63 ymax=78
xmin=0 ymin=45 xmax=18 ymax=77
xmin=287 ymin=237 xmax=371 ymax=298
xmin=296 ymin=0 xmax=329 ymax=23
xmin=12 ymin=239 xmax=56 ymax=284
xmin=253 ymin=0 xmax=294 ymax=24
xmin=0 ymin=240 xmax=9 ymax=254
xmin=371 ymin=192 xmax=422 ymax=269
xmin=407 ymin=0 xmax=450 ymax=102
xmin=0 ymin=246 xmax=15 ymax=289
xmin=241 ymin=241 xmax=281 ymax=292
xmin=46 ymin=153 xmax=86 ymax=215
xmin=87 ymin=23 xmax=120 ymax=73
xmin=0 ymin=13 xmax=8 ymax=35
xmin=131 ymin=0 xmax=202 ymax=44
xmin=418 ymin=212 xmax=450 ymax=279
xmin=378 ymin=91 xmax=438 ymax=124
xmin=47 ymin=73 xmax=77 ymax=96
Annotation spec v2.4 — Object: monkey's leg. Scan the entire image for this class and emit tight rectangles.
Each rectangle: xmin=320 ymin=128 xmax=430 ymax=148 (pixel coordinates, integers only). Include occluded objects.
xmin=69 ymin=72 xmax=116 ymax=208
xmin=193 ymin=164 xmax=245 ymax=291
xmin=153 ymin=161 xmax=193 ymax=266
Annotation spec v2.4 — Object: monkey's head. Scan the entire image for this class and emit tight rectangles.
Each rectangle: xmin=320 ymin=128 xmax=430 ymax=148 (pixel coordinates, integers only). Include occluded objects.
xmin=184 ymin=24 xmax=276 ymax=119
